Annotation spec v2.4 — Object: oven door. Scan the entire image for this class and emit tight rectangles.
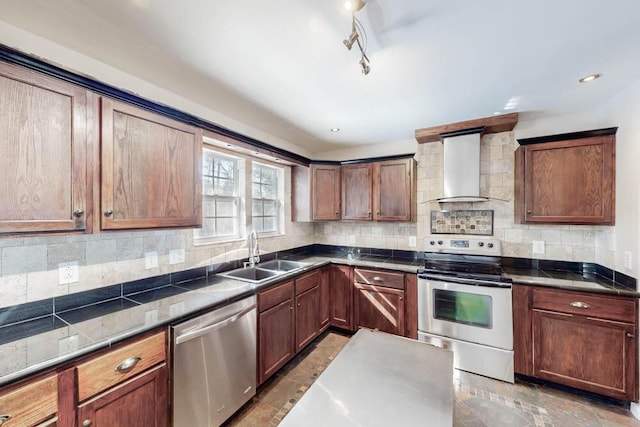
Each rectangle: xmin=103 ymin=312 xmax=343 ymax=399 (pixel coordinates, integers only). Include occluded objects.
xmin=418 ymin=278 xmax=513 ymax=350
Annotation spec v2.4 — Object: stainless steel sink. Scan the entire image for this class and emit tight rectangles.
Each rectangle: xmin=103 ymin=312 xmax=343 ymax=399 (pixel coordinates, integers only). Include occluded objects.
xmin=217 ymin=260 xmax=310 ymax=284
xmin=258 ymin=260 xmax=309 ymax=272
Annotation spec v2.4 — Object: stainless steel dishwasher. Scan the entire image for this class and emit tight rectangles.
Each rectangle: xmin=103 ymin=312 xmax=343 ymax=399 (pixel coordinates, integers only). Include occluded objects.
xmin=172 ymin=295 xmax=257 ymax=427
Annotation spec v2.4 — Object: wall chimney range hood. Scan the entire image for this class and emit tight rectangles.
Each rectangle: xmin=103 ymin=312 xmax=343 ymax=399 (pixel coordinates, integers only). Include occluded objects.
xmin=438 ymin=127 xmax=488 ymax=203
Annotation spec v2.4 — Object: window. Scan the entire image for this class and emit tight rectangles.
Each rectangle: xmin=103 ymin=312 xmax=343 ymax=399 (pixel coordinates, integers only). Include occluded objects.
xmin=196 ymin=149 xmax=242 ymax=241
xmin=252 ymin=162 xmax=281 ymax=234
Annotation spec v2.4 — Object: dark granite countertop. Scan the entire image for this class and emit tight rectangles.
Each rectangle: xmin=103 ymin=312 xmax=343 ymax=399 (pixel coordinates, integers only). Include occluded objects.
xmin=0 ymin=254 xmax=420 ymax=387
xmin=505 ymin=267 xmax=640 ymax=297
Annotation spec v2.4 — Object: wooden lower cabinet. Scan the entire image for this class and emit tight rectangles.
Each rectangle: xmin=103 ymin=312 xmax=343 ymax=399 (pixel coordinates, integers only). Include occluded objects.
xmin=295 ymin=286 xmax=320 ymax=352
xmin=513 ymin=284 xmax=638 ymax=401
xmin=0 ymin=373 xmax=58 ymax=427
xmin=77 ymin=364 xmax=168 ymax=427
xmin=258 ymin=289 xmax=295 ymax=385
xmin=329 ymin=265 xmax=354 ymax=331
xmin=353 ymin=283 xmax=405 ymax=336
xmin=319 ymin=267 xmax=330 ymax=331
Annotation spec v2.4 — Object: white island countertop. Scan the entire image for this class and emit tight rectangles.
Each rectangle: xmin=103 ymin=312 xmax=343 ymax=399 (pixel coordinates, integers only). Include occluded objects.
xmin=280 ymin=329 xmax=454 ymax=427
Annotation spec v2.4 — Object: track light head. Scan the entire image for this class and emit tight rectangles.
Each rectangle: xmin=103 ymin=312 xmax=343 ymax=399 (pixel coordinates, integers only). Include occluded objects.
xmin=343 ymin=30 xmax=359 ymax=50
xmin=359 ymin=56 xmax=370 ymax=75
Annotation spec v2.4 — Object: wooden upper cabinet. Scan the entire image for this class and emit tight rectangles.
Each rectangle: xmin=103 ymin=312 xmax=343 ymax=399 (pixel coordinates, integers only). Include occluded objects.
xmin=515 ymin=133 xmax=615 ymax=224
xmin=312 ymin=165 xmax=341 ymax=220
xmin=373 ymin=158 xmax=415 ymax=221
xmin=101 ymin=98 xmax=202 ymax=230
xmin=0 ymin=62 xmax=90 ymax=234
xmin=342 ymin=163 xmax=372 ymax=220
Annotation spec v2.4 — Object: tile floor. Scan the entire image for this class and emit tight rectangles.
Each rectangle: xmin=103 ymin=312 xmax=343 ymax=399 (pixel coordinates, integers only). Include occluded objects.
xmin=224 ymin=331 xmax=640 ymax=426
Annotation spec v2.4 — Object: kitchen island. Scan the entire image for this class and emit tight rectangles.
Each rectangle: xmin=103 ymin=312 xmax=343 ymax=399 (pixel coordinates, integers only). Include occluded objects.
xmin=280 ymin=328 xmax=454 ymax=427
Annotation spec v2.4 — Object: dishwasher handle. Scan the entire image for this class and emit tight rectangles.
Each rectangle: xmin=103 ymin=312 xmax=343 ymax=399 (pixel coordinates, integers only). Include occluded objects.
xmin=175 ymin=304 xmax=255 ymax=345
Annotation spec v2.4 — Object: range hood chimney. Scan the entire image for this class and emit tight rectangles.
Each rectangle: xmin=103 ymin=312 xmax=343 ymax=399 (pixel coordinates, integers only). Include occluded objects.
xmin=438 ymin=127 xmax=488 ymax=203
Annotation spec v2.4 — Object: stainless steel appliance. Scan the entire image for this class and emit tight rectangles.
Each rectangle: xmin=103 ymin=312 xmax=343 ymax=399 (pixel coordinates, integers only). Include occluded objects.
xmin=417 ymin=237 xmax=514 ymax=383
xmin=172 ymin=296 xmax=257 ymax=427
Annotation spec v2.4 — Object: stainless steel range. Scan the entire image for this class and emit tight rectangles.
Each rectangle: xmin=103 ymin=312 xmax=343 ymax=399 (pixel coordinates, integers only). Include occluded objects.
xmin=417 ymin=237 xmax=514 ymax=383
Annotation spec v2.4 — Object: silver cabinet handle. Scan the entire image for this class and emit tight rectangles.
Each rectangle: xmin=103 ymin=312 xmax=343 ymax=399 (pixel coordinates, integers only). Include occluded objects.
xmin=0 ymin=415 xmax=11 ymax=425
xmin=74 ymin=209 xmax=85 ymax=217
xmin=570 ymin=302 xmax=590 ymax=309
xmin=627 ymin=333 xmax=635 ymax=338
xmin=372 ymin=277 xmax=383 ymax=282
xmin=104 ymin=209 xmax=113 ymax=217
xmin=83 ymin=420 xmax=92 ymax=427
xmin=115 ymin=356 xmax=142 ymax=372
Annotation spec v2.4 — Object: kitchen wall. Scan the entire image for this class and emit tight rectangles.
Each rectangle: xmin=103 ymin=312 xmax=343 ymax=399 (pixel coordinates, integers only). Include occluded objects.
xmin=0 ymin=167 xmax=315 ymax=309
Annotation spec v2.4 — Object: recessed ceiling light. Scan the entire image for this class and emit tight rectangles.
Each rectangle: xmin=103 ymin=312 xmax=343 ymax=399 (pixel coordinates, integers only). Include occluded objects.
xmin=341 ymin=0 xmax=366 ymax=11
xmin=493 ymin=112 xmax=501 ymax=115
xmin=226 ymin=144 xmax=233 ymax=148
xmin=330 ymin=128 xmax=340 ymax=132
xmin=579 ymin=73 xmax=601 ymax=83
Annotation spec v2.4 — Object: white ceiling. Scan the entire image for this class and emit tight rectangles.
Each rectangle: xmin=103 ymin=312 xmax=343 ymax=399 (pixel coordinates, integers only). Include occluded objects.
xmin=1 ymin=0 xmax=639 ymax=156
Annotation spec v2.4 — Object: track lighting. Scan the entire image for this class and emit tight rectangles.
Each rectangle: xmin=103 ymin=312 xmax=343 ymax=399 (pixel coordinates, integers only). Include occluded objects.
xmin=342 ymin=1 xmax=371 ymax=75
xmin=343 ymin=30 xmax=359 ymax=50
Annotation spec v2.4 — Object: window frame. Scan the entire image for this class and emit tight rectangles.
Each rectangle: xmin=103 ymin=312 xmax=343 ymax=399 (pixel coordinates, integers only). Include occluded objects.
xmin=251 ymin=161 xmax=283 ymax=236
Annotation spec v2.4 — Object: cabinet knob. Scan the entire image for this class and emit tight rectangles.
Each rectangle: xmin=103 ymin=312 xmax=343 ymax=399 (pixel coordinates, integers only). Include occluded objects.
xmin=527 ymin=210 xmax=532 ymax=214
xmin=290 ymin=306 xmax=293 ymax=310
xmin=399 ymin=297 xmax=403 ymax=300
xmin=372 ymin=276 xmax=383 ymax=282
xmin=73 ymin=209 xmax=84 ymax=218
xmin=569 ymin=301 xmax=590 ymax=309
xmin=0 ymin=415 xmax=12 ymax=425
xmin=82 ymin=420 xmax=92 ymax=427
xmin=104 ymin=209 xmax=113 ymax=217
xmin=115 ymin=356 xmax=142 ymax=372
xmin=297 ymin=303 xmax=301 ymax=307
xmin=627 ymin=333 xmax=635 ymax=338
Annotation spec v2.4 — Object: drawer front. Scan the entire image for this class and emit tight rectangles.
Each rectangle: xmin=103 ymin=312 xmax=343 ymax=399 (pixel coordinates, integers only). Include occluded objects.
xmin=77 ymin=331 xmax=166 ymax=402
xmin=0 ymin=374 xmax=57 ymax=427
xmin=259 ymin=280 xmax=294 ymax=312
xmin=354 ymin=269 xmax=404 ymax=290
xmin=532 ymin=288 xmax=636 ymax=323
xmin=295 ymin=270 xmax=321 ymax=295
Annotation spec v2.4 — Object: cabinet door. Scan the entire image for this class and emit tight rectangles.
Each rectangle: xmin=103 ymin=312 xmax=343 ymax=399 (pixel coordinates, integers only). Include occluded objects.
xmin=532 ymin=310 xmax=636 ymax=400
xmin=341 ymin=163 xmax=372 ymax=220
xmin=354 ymin=283 xmax=405 ymax=336
xmin=373 ymin=158 xmax=415 ymax=221
xmin=258 ymin=299 xmax=295 ymax=384
xmin=295 ymin=286 xmax=320 ymax=352
xmin=516 ymin=136 xmax=615 ymax=224
xmin=101 ymin=98 xmax=202 ymax=230
xmin=329 ymin=265 xmax=354 ymax=331
xmin=0 ymin=62 xmax=89 ymax=234
xmin=319 ymin=267 xmax=330 ymax=331
xmin=312 ymin=165 xmax=341 ymax=220
xmin=77 ymin=364 xmax=168 ymax=427
xmin=512 ymin=285 xmax=533 ymax=376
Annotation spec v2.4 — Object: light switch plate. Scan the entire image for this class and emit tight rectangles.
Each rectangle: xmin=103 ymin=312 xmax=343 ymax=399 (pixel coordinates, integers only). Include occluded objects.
xmin=145 ymin=251 xmax=159 ymax=269
xmin=532 ymin=241 xmax=545 ymax=255
xmin=624 ymin=251 xmax=632 ymax=270
xmin=169 ymin=301 xmax=185 ymax=316
xmin=169 ymin=249 xmax=185 ymax=265
xmin=409 ymin=236 xmax=417 ymax=247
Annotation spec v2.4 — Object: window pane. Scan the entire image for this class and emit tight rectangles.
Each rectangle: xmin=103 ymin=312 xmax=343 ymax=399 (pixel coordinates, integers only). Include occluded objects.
xmin=262 ymin=217 xmax=276 ymax=232
xmin=203 ymin=177 xmax=215 ymax=196
xmin=252 ymin=167 xmax=262 ymax=184
xmin=253 ymin=217 xmax=264 ymax=233
xmin=262 ymin=183 xmax=276 ymax=199
xmin=263 ymin=201 xmax=276 ymax=216
xmin=216 ymin=218 xmax=235 ymax=236
xmin=217 ymin=199 xmax=235 ymax=217
xmin=203 ymin=199 xmax=216 ymax=217
xmin=203 ymin=154 xmax=214 ymax=176
xmin=261 ymin=167 xmax=277 ymax=185
xmin=252 ymin=200 xmax=263 ymax=217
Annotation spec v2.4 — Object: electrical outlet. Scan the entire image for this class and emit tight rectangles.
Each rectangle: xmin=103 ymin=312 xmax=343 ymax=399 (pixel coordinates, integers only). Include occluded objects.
xmin=169 ymin=301 xmax=185 ymax=317
xmin=58 ymin=334 xmax=79 ymax=355
xmin=145 ymin=251 xmax=159 ymax=269
xmin=169 ymin=249 xmax=185 ymax=265
xmin=624 ymin=251 xmax=633 ymax=270
xmin=145 ymin=309 xmax=159 ymax=325
xmin=58 ymin=261 xmax=79 ymax=285
xmin=532 ymin=241 xmax=545 ymax=255
xmin=409 ymin=236 xmax=417 ymax=247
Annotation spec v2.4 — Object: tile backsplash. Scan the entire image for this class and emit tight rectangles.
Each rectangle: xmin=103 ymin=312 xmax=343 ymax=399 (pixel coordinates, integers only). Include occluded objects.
xmin=430 ymin=210 xmax=494 ymax=235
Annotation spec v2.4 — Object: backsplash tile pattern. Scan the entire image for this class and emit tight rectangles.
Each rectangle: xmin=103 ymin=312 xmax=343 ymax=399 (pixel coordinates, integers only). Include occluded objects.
xmin=430 ymin=210 xmax=494 ymax=235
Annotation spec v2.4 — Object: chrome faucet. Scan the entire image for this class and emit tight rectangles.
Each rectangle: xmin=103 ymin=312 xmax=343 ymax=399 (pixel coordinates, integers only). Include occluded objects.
xmin=246 ymin=229 xmax=260 ymax=267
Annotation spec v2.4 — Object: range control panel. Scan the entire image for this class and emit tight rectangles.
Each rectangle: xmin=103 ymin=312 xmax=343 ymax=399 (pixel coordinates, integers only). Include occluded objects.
xmin=425 ymin=237 xmax=501 ymax=256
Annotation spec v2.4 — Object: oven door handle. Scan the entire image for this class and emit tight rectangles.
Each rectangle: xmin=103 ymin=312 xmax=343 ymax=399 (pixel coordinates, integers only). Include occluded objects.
xmin=418 ymin=273 xmax=512 ymax=288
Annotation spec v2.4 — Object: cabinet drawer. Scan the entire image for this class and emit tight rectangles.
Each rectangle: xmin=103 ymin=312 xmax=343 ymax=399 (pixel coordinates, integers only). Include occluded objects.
xmin=77 ymin=331 xmax=166 ymax=402
xmin=259 ymin=281 xmax=294 ymax=312
xmin=532 ymin=288 xmax=636 ymax=323
xmin=295 ymin=270 xmax=320 ymax=295
xmin=354 ymin=269 xmax=404 ymax=290
xmin=0 ymin=374 xmax=57 ymax=427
